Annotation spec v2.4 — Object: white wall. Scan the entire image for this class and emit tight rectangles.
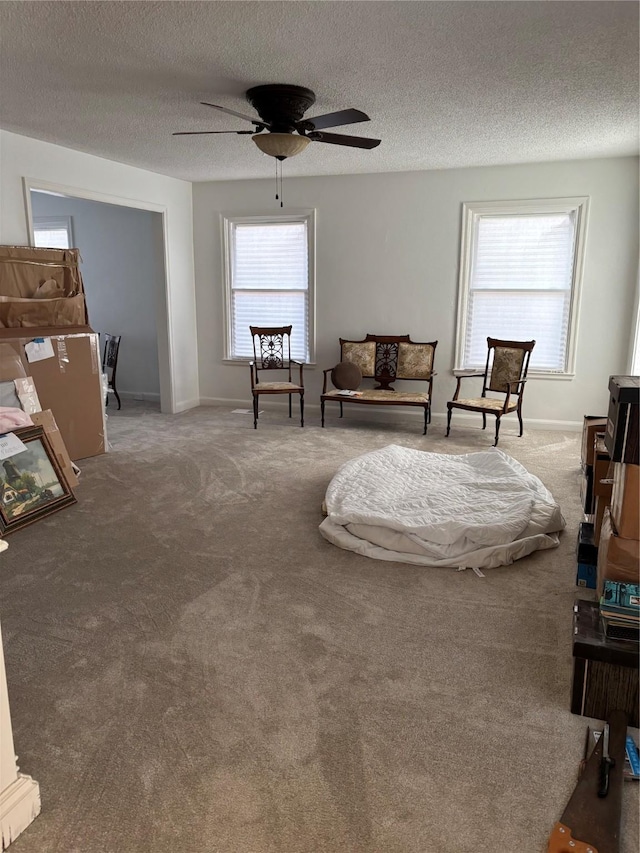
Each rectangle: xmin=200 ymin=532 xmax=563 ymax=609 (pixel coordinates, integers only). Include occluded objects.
xmin=0 ymin=130 xmax=199 ymax=413
xmin=31 ymin=192 xmax=162 ymax=398
xmin=193 ymin=156 xmax=639 ymax=427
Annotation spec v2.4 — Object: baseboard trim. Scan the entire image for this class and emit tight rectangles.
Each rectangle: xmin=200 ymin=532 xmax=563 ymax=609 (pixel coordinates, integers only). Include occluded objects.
xmin=174 ymin=398 xmax=201 ymax=414
xmin=198 ymin=397 xmax=582 ymax=432
xmin=199 ymin=397 xmax=250 ymax=408
xmin=0 ymin=774 xmax=41 ymax=850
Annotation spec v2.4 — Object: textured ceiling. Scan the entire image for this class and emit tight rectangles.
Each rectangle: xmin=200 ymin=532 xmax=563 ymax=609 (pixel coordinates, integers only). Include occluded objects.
xmin=0 ymin=1 xmax=638 ymax=182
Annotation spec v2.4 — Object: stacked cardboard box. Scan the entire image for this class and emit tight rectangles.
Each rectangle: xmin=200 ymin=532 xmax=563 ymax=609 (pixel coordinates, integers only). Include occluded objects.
xmin=597 ymin=466 xmax=640 ymax=596
xmin=0 ymin=245 xmax=88 ymax=326
xmin=0 ymin=328 xmax=106 ymax=461
xmin=0 ymin=247 xmax=106 ymax=461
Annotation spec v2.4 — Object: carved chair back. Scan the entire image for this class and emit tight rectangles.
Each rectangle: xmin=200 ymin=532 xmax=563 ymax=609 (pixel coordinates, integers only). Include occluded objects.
xmin=340 ymin=334 xmax=436 ymax=391
xmin=250 ymin=325 xmax=293 ymax=383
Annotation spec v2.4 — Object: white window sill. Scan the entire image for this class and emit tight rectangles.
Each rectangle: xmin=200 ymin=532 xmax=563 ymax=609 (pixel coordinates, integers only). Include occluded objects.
xmin=453 ymin=368 xmax=575 ymax=381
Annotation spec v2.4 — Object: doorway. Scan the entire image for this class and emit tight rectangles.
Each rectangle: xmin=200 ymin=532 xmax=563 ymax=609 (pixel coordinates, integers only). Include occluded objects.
xmin=28 ymin=188 xmax=165 ymax=409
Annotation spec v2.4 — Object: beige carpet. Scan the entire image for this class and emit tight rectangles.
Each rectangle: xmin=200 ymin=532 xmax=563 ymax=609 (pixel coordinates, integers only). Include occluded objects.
xmin=1 ymin=403 xmax=638 ymax=853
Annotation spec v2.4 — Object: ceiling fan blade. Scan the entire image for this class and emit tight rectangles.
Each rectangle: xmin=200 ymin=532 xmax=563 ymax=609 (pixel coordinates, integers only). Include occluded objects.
xmin=300 ymin=108 xmax=370 ymax=131
xmin=308 ymin=131 xmax=381 ymax=149
xmin=173 ymin=130 xmax=254 ymax=136
xmin=200 ymin=102 xmax=269 ymax=127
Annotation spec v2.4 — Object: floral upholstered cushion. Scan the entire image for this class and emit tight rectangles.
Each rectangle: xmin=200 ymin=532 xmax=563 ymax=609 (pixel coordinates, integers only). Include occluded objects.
xmin=342 ymin=341 xmax=376 ymax=377
xmin=324 ymin=389 xmax=429 ymax=404
xmin=397 ymin=343 xmax=434 ymax=379
xmin=254 ymin=381 xmax=302 ymax=391
xmin=488 ymin=347 xmax=526 ymax=393
xmin=451 ymin=397 xmax=518 ymax=412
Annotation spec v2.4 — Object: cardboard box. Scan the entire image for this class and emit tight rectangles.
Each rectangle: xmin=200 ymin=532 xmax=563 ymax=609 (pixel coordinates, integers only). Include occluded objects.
xmin=596 ymin=508 xmax=640 ymax=595
xmin=30 ymin=409 xmax=79 ymax=489
xmin=0 ymin=245 xmax=85 ymax=300
xmin=0 ymin=293 xmax=86 ymax=329
xmin=611 ymin=463 xmax=640 ymax=540
xmin=593 ymin=434 xmax=613 ymax=501
xmin=0 ymin=326 xmax=106 ymax=461
xmin=582 ymin=416 xmax=608 ymax=468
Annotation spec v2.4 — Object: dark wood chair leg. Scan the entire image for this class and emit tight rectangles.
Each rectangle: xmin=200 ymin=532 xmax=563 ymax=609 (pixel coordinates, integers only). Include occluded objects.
xmin=321 ymin=399 xmax=325 ymax=427
xmin=493 ymin=416 xmax=501 ymax=446
xmin=517 ymin=406 xmax=524 ymax=436
xmin=300 ymin=393 xmax=304 ymax=427
xmin=339 ymin=401 xmax=343 ymax=418
xmin=289 ymin=394 xmax=292 ymax=418
xmin=114 ymin=388 xmax=121 ymax=410
xmin=423 ymin=406 xmax=428 ymax=436
xmin=446 ymin=405 xmax=452 ymax=437
xmin=482 ymin=413 xmax=487 ymax=430
xmin=253 ymin=395 xmax=258 ymax=429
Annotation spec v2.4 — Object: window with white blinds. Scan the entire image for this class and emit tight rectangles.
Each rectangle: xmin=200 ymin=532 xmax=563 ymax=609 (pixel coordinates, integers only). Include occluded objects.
xmin=33 ymin=216 xmax=73 ymax=249
xmin=455 ymin=198 xmax=588 ymax=375
xmin=222 ymin=213 xmax=314 ymax=362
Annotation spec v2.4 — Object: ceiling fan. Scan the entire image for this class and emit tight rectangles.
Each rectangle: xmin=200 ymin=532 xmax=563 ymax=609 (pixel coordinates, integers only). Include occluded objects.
xmin=173 ymin=84 xmax=381 ymax=160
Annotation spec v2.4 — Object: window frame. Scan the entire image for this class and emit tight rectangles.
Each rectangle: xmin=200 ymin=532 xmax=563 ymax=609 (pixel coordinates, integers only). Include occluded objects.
xmin=221 ymin=210 xmax=316 ymax=364
xmin=454 ymin=197 xmax=589 ymax=379
xmin=32 ymin=215 xmax=74 ymax=250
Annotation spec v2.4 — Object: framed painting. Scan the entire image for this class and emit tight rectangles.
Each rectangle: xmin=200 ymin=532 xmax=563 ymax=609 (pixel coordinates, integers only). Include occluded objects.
xmin=0 ymin=425 xmax=76 ymax=535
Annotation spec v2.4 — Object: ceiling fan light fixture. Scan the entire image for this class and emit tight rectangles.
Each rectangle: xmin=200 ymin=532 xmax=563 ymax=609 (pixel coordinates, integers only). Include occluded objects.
xmin=252 ymin=132 xmax=311 ymax=160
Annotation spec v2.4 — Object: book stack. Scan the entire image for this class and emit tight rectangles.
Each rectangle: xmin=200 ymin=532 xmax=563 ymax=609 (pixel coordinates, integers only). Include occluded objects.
xmin=600 ymin=579 xmax=640 ymax=643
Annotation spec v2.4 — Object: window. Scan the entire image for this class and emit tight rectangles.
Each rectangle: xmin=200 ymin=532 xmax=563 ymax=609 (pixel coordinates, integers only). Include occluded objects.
xmin=222 ymin=212 xmax=315 ymax=362
xmin=455 ymin=198 xmax=589 ymax=376
xmin=33 ymin=216 xmax=73 ymax=250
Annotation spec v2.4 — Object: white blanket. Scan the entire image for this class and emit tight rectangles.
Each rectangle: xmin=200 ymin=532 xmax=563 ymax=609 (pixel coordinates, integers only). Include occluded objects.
xmin=319 ymin=445 xmax=565 ymax=568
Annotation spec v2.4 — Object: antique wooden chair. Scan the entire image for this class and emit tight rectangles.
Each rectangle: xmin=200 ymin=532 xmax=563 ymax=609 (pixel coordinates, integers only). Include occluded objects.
xmin=446 ymin=337 xmax=535 ymax=446
xmin=250 ymin=326 xmax=304 ymax=429
xmin=102 ymin=333 xmax=122 ymax=410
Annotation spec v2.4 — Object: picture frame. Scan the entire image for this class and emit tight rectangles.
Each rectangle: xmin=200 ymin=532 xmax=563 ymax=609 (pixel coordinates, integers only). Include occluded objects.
xmin=0 ymin=425 xmax=76 ymax=535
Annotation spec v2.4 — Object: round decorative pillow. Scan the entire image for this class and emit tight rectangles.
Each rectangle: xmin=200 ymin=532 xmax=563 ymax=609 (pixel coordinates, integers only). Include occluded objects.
xmin=331 ymin=361 xmax=362 ymax=390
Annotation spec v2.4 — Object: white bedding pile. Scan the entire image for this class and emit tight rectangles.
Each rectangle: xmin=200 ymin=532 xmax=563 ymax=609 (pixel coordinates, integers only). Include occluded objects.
xmin=319 ymin=445 xmax=565 ymax=569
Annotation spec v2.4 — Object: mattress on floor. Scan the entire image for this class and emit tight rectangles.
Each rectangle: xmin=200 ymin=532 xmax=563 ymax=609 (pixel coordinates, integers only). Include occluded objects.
xmin=319 ymin=444 xmax=565 ymax=569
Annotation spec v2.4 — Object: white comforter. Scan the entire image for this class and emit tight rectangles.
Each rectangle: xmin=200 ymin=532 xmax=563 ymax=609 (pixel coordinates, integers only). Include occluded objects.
xmin=319 ymin=445 xmax=565 ymax=568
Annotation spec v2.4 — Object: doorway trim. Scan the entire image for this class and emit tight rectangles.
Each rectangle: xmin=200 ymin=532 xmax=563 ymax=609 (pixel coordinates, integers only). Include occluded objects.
xmin=22 ymin=177 xmax=175 ymax=413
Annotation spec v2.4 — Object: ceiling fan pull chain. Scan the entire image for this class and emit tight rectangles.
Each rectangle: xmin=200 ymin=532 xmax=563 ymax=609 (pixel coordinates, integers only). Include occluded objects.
xmin=280 ymin=161 xmax=284 ymax=208
xmin=275 ymin=158 xmax=279 ymax=203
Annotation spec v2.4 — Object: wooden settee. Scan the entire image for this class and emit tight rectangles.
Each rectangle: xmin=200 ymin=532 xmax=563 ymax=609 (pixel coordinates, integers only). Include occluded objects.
xmin=321 ymin=334 xmax=438 ymax=434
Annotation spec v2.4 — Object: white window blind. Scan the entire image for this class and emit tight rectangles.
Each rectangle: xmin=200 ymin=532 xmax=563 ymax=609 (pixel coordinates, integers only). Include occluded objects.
xmin=457 ymin=200 xmax=588 ymax=375
xmin=33 ymin=217 xmax=72 ymax=250
xmin=225 ymin=216 xmax=312 ymax=362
